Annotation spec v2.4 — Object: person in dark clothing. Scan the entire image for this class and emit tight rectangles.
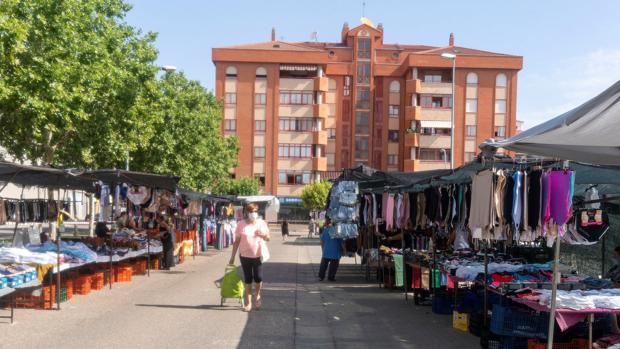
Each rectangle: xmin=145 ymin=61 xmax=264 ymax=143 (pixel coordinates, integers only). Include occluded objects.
xmin=281 ymin=219 xmax=289 ymax=241
xmin=157 ymin=215 xmax=175 ymax=270
xmin=95 ymin=222 xmax=110 ymax=239
xmin=318 ymin=218 xmax=345 ymax=281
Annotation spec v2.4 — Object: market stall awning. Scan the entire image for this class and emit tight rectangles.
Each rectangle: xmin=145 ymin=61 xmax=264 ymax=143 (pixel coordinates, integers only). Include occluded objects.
xmin=0 ymin=161 xmax=94 ymax=192
xmin=480 ymin=80 xmax=620 ymax=166
xmin=83 ymin=169 xmax=179 ymax=191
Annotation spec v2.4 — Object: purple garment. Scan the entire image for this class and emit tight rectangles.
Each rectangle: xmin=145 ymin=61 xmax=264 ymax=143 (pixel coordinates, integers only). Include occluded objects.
xmin=549 ymin=170 xmax=574 ymax=236
xmin=385 ymin=194 xmax=395 ymax=231
xmin=541 ymin=171 xmax=551 ymax=233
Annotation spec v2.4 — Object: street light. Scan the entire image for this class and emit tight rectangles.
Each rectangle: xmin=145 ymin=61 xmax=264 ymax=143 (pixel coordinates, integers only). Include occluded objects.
xmin=441 ymin=52 xmax=456 ymax=170
xmin=161 ymin=65 xmax=177 ymax=73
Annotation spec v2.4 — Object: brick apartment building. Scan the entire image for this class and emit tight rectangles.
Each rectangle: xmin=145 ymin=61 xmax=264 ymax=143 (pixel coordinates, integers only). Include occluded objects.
xmin=212 ymin=20 xmax=523 ymax=197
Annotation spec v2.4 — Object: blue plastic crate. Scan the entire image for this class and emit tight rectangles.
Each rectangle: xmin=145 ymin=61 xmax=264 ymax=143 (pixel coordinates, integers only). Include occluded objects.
xmin=432 ymin=294 xmax=454 ymax=315
xmin=490 ymin=304 xmax=549 ymax=339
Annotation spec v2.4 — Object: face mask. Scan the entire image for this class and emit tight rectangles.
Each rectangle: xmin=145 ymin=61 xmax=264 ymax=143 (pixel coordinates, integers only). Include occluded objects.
xmin=248 ymin=212 xmax=259 ymax=220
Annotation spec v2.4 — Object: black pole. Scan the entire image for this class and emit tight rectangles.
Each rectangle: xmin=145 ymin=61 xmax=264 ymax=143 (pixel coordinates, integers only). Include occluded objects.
xmin=56 ymin=232 xmax=61 ymax=310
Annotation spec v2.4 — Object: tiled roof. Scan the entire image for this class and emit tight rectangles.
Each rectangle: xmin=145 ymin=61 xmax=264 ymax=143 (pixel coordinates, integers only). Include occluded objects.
xmin=416 ymin=46 xmax=520 ymax=57
xmin=218 ymin=41 xmax=325 ymax=52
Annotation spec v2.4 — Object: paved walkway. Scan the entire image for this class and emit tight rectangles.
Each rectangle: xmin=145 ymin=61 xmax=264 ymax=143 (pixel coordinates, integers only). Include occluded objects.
xmin=0 ymin=229 xmax=479 ymax=349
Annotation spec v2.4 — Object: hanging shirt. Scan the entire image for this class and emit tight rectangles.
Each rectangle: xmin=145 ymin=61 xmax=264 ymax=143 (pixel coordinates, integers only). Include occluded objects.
xmin=549 ymin=170 xmax=574 ymax=236
xmin=468 ymin=170 xmax=494 ymax=239
xmin=528 ymin=170 xmax=543 ymax=231
xmin=512 ymin=171 xmax=523 ymax=232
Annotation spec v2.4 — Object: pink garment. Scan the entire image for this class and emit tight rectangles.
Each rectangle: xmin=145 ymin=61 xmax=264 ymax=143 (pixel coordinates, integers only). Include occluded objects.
xmin=385 ymin=194 xmax=395 ymax=231
xmin=234 ymin=219 xmax=270 ymax=258
xmin=549 ymin=170 xmax=574 ymax=236
xmin=541 ymin=171 xmax=552 ymax=234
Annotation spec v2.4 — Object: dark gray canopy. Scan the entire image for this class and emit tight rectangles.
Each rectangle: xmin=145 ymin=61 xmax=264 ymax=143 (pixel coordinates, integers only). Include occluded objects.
xmin=480 ymin=80 xmax=620 ymax=165
xmin=0 ymin=161 xmax=94 ymax=191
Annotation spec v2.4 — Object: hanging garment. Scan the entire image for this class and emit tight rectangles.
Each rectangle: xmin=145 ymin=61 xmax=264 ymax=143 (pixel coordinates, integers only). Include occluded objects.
xmin=409 ymin=193 xmax=418 ymax=228
xmin=440 ymin=187 xmax=450 ymax=224
xmin=468 ymin=170 xmax=494 ymax=239
xmin=493 ymin=170 xmax=507 ymax=229
xmin=549 ymin=170 xmax=574 ymax=236
xmin=402 ymin=193 xmax=411 ymax=228
xmin=385 ymin=194 xmax=395 ymax=231
xmin=416 ymin=193 xmax=427 ymax=228
xmin=503 ymin=174 xmax=514 ymax=227
xmin=528 ymin=170 xmax=543 ymax=232
xmin=522 ymin=171 xmax=529 ymax=234
xmin=541 ymin=171 xmax=552 ymax=232
xmin=512 ymin=171 xmax=523 ymax=232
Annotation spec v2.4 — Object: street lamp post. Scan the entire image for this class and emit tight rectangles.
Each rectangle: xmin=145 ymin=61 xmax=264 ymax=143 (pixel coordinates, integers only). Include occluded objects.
xmin=441 ymin=52 xmax=456 ymax=170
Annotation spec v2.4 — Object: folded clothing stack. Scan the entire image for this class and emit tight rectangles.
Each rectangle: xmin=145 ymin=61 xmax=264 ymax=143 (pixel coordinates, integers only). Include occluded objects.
xmin=0 ymin=263 xmax=37 ymax=287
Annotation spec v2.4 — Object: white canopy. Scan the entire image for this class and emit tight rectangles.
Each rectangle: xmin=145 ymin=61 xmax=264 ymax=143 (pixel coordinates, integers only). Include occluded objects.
xmin=480 ymin=80 xmax=620 ymax=166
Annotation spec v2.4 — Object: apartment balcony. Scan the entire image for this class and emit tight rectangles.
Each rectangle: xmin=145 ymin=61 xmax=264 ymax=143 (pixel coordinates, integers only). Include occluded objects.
xmin=404 ymin=132 xmax=419 ymax=147
xmin=314 ymin=77 xmax=329 ymax=92
xmin=406 ymin=79 xmax=421 ymax=94
xmin=313 ymin=103 xmax=329 ymax=118
xmin=313 ymin=130 xmax=328 ymax=145
xmin=312 ymin=157 xmax=327 ymax=171
xmin=420 ymin=108 xmax=451 ymax=121
xmin=420 ymin=82 xmax=453 ymax=95
xmin=404 ymin=159 xmax=449 ymax=172
xmin=405 ymin=106 xmax=422 ymax=122
xmin=419 ymin=135 xmax=451 ymax=149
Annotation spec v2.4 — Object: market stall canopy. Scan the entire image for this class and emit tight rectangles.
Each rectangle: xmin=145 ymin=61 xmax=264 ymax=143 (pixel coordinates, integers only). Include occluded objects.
xmin=480 ymin=80 xmax=620 ymax=166
xmin=83 ymin=169 xmax=179 ymax=191
xmin=0 ymin=161 xmax=94 ymax=192
xmin=333 ymin=165 xmax=377 ymax=183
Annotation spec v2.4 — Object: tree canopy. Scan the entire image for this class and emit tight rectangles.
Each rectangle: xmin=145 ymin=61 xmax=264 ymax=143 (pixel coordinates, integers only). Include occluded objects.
xmin=130 ymin=72 xmax=238 ymax=191
xmin=0 ymin=0 xmax=240 ymax=191
xmin=301 ymin=181 xmax=332 ymax=211
xmin=212 ymin=177 xmax=260 ymax=196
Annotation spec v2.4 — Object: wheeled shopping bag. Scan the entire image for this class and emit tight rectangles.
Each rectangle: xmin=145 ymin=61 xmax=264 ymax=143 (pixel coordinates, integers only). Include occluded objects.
xmin=219 ymin=264 xmax=245 ymax=307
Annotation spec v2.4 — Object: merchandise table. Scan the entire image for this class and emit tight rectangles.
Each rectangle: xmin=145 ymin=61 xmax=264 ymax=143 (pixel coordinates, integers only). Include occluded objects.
xmin=0 ymin=279 xmax=42 ymax=324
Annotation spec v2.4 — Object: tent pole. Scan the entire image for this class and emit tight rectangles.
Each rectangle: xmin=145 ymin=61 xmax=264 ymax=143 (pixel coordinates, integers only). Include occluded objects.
xmin=547 ymin=238 xmax=561 ymax=349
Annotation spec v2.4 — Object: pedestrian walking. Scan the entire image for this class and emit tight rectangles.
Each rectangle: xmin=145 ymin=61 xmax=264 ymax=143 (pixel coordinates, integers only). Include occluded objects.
xmin=281 ymin=219 xmax=289 ymax=241
xmin=318 ymin=218 xmax=344 ymax=282
xmin=229 ymin=203 xmax=271 ymax=312
xmin=308 ymin=217 xmax=316 ymax=238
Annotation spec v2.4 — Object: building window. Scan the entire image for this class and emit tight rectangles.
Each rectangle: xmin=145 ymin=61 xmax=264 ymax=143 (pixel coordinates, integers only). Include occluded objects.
xmin=355 ymin=111 xmax=369 ymax=135
xmin=278 ymin=144 xmax=313 ymax=158
xmin=496 ymin=73 xmax=507 ymax=87
xmin=255 ymin=93 xmax=266 ymax=105
xmin=254 ymin=174 xmax=266 ymax=186
xmin=327 ymin=128 xmax=336 ymax=139
xmin=357 ymin=62 xmax=370 ymax=84
xmin=420 ymin=95 xmax=452 ymax=109
xmin=389 ymin=81 xmax=401 ymax=93
xmin=357 ymin=38 xmax=371 ymax=59
xmin=356 ymin=87 xmax=370 ymax=109
xmin=225 ymin=93 xmax=236 ymax=105
xmin=388 ymin=105 xmax=400 ymax=118
xmin=388 ymin=154 xmax=398 ymax=166
xmin=255 ymin=120 xmax=266 ymax=132
xmin=466 ymin=126 xmax=477 ymax=137
xmin=344 ymin=76 xmax=351 ymax=96
xmin=466 ymin=72 xmax=478 ymax=85
xmin=278 ymin=171 xmax=312 ymax=185
xmin=279 ymin=90 xmax=314 ymax=105
xmin=254 ymin=147 xmax=265 ymax=158
xmin=466 ymin=99 xmax=477 ymax=113
xmin=495 ymin=100 xmax=506 ymax=113
xmin=279 ymin=118 xmax=315 ymax=132
xmin=495 ymin=126 xmax=506 ymax=138
xmin=354 ymin=137 xmax=369 ymax=160
xmin=224 ymin=119 xmax=236 ymax=131
xmin=420 ymin=127 xmax=451 ymax=136
xmin=417 ymin=148 xmax=451 ymax=161
xmin=256 ymin=67 xmax=267 ymax=79
xmin=225 ymin=66 xmax=237 ymax=78
xmin=388 ymin=130 xmax=399 ymax=143
xmin=423 ymin=72 xmax=443 ymax=83
xmin=465 ymin=152 xmax=476 ymax=162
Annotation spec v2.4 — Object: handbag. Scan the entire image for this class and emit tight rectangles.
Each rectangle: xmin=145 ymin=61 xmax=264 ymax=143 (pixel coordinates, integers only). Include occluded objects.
xmin=260 ymin=240 xmax=270 ymax=263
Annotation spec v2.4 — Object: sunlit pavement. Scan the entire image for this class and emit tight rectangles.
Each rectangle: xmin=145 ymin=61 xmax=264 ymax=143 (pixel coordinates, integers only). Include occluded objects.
xmin=0 ymin=227 xmax=478 ymax=349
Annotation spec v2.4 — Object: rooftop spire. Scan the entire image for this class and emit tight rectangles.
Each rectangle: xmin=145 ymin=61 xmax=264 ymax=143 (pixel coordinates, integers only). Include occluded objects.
xmin=271 ymin=27 xmax=276 ymax=42
xmin=449 ymin=32 xmax=454 ymax=46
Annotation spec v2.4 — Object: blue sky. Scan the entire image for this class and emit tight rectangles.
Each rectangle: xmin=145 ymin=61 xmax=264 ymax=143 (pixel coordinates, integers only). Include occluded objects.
xmin=126 ymin=0 xmax=620 ymax=129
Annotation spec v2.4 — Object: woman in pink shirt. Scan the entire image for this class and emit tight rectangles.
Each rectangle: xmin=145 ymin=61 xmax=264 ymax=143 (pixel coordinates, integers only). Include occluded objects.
xmin=229 ymin=203 xmax=271 ymax=312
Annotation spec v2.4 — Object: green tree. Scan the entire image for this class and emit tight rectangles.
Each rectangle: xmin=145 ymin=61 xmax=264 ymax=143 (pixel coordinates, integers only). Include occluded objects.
xmin=130 ymin=71 xmax=239 ymax=191
xmin=0 ymin=0 xmax=159 ymax=167
xmin=301 ymin=181 xmax=332 ymax=211
xmin=213 ymin=177 xmax=260 ymax=196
